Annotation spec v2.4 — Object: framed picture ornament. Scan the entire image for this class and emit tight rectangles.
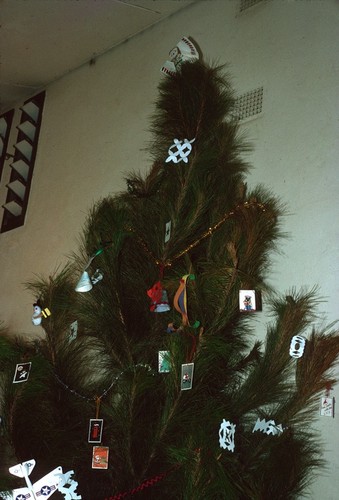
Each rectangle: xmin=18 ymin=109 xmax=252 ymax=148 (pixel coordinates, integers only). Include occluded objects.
xmin=239 ymin=290 xmax=256 ymax=312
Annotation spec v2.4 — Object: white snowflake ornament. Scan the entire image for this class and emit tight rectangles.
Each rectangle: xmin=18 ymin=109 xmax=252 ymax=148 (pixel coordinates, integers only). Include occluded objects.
xmin=218 ymin=419 xmax=236 ymax=452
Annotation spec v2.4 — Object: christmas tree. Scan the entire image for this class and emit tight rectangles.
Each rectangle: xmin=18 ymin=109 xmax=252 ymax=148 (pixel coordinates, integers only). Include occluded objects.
xmin=1 ymin=44 xmax=339 ymax=500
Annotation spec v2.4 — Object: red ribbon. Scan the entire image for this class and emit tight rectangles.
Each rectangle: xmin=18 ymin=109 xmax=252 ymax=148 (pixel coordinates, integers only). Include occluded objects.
xmin=104 ymin=464 xmax=179 ymax=500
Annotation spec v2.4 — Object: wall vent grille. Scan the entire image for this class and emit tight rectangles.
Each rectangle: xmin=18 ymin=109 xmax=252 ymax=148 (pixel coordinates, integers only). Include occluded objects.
xmin=234 ymin=87 xmax=264 ymax=122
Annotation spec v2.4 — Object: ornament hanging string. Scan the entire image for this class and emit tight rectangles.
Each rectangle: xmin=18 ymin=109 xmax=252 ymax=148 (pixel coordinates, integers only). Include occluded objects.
xmin=53 ymin=364 xmax=154 ymax=403
xmin=95 ymin=396 xmax=101 ymax=419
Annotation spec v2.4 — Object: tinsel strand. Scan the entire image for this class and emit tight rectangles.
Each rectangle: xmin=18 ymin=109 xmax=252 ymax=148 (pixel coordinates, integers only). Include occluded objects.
xmin=131 ymin=200 xmax=268 ymax=267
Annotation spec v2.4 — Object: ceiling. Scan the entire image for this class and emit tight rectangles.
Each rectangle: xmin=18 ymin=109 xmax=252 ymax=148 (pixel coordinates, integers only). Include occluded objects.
xmin=0 ymin=0 xmax=195 ymax=114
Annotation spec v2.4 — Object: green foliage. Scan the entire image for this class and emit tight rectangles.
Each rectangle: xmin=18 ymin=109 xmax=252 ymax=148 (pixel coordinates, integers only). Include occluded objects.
xmin=1 ymin=60 xmax=338 ymax=499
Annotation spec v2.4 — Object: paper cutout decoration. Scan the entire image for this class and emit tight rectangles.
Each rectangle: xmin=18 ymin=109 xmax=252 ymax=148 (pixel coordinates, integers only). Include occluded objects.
xmin=88 ymin=419 xmax=104 ymax=444
xmin=181 ymin=363 xmax=194 ymax=390
xmin=219 ymin=419 xmax=236 ymax=452
xmin=165 ymin=138 xmax=195 ymax=164
xmin=13 ymin=362 xmax=31 ymax=383
xmin=161 ymin=36 xmax=199 ymax=76
xmin=92 ymin=446 xmax=109 ymax=469
xmin=158 ymin=351 xmax=171 ymax=373
xmin=69 ymin=320 xmax=78 ymax=342
xmin=32 ymin=300 xmax=51 ymax=325
xmin=239 ymin=290 xmax=256 ymax=312
xmin=320 ymin=397 xmax=335 ymax=417
xmin=147 ymin=281 xmax=170 ymax=312
xmin=252 ymin=418 xmax=283 ymax=436
xmin=3 ymin=459 xmax=82 ymax=499
xmin=56 ymin=470 xmax=82 ymax=499
xmin=289 ymin=335 xmax=306 ymax=358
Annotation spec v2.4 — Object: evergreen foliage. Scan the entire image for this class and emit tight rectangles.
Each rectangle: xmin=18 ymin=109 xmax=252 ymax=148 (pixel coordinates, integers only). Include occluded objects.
xmin=1 ymin=60 xmax=339 ymax=499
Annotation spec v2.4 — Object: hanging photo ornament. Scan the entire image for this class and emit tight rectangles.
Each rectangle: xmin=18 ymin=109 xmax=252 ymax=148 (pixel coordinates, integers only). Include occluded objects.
xmin=88 ymin=419 xmax=104 ymax=443
xmin=160 ymin=36 xmax=199 ymax=76
xmin=147 ymin=281 xmax=170 ymax=312
xmin=252 ymin=418 xmax=283 ymax=436
xmin=92 ymin=446 xmax=109 ymax=469
xmin=13 ymin=362 xmax=31 ymax=383
xmin=320 ymin=385 xmax=335 ymax=417
xmin=165 ymin=138 xmax=195 ymax=164
xmin=289 ymin=335 xmax=306 ymax=358
xmin=239 ymin=290 xmax=256 ymax=312
xmin=181 ymin=362 xmax=194 ymax=390
xmin=218 ymin=419 xmax=236 ymax=452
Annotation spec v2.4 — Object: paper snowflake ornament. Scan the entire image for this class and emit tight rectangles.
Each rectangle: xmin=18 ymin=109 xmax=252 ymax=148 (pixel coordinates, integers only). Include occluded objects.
xmin=252 ymin=418 xmax=283 ymax=436
xmin=219 ymin=419 xmax=236 ymax=452
xmin=289 ymin=335 xmax=306 ymax=358
xmin=2 ymin=459 xmax=81 ymax=499
xmin=161 ymin=36 xmax=199 ymax=76
xmin=165 ymin=138 xmax=195 ymax=164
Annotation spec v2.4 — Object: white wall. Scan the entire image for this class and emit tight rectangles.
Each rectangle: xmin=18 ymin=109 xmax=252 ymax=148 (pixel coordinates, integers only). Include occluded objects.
xmin=0 ymin=0 xmax=338 ymax=497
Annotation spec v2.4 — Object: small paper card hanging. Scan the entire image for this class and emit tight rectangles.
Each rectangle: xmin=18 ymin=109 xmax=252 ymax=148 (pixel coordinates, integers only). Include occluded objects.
xmin=13 ymin=362 xmax=32 ymax=383
xmin=158 ymin=351 xmax=171 ymax=373
xmin=181 ymin=362 xmax=194 ymax=391
xmin=239 ymin=290 xmax=256 ymax=312
xmin=88 ymin=419 xmax=104 ymax=443
xmin=320 ymin=397 xmax=335 ymax=417
xmin=165 ymin=221 xmax=171 ymax=243
xmin=92 ymin=446 xmax=109 ymax=469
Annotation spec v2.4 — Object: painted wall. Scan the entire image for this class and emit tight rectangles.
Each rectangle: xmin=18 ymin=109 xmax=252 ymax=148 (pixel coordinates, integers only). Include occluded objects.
xmin=0 ymin=1 xmax=338 ymax=497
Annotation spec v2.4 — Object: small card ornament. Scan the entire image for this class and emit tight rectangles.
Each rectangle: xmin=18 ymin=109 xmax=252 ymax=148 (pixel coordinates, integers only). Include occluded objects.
xmin=181 ymin=363 xmax=194 ymax=390
xmin=219 ymin=419 xmax=236 ymax=452
xmin=252 ymin=418 xmax=283 ymax=436
xmin=165 ymin=138 xmax=195 ymax=164
xmin=158 ymin=351 xmax=171 ymax=373
xmin=69 ymin=320 xmax=78 ymax=342
xmin=165 ymin=221 xmax=171 ymax=243
xmin=92 ymin=446 xmax=109 ymax=469
xmin=13 ymin=362 xmax=32 ymax=383
xmin=320 ymin=397 xmax=334 ymax=417
xmin=161 ymin=36 xmax=199 ymax=76
xmin=239 ymin=290 xmax=256 ymax=312
xmin=289 ymin=335 xmax=306 ymax=358
xmin=88 ymin=419 xmax=104 ymax=444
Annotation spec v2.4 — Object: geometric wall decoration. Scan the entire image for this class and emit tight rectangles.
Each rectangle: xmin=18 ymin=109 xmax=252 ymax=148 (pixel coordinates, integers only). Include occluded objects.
xmin=0 ymin=109 xmax=14 ymax=182
xmin=1 ymin=92 xmax=45 ymax=233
